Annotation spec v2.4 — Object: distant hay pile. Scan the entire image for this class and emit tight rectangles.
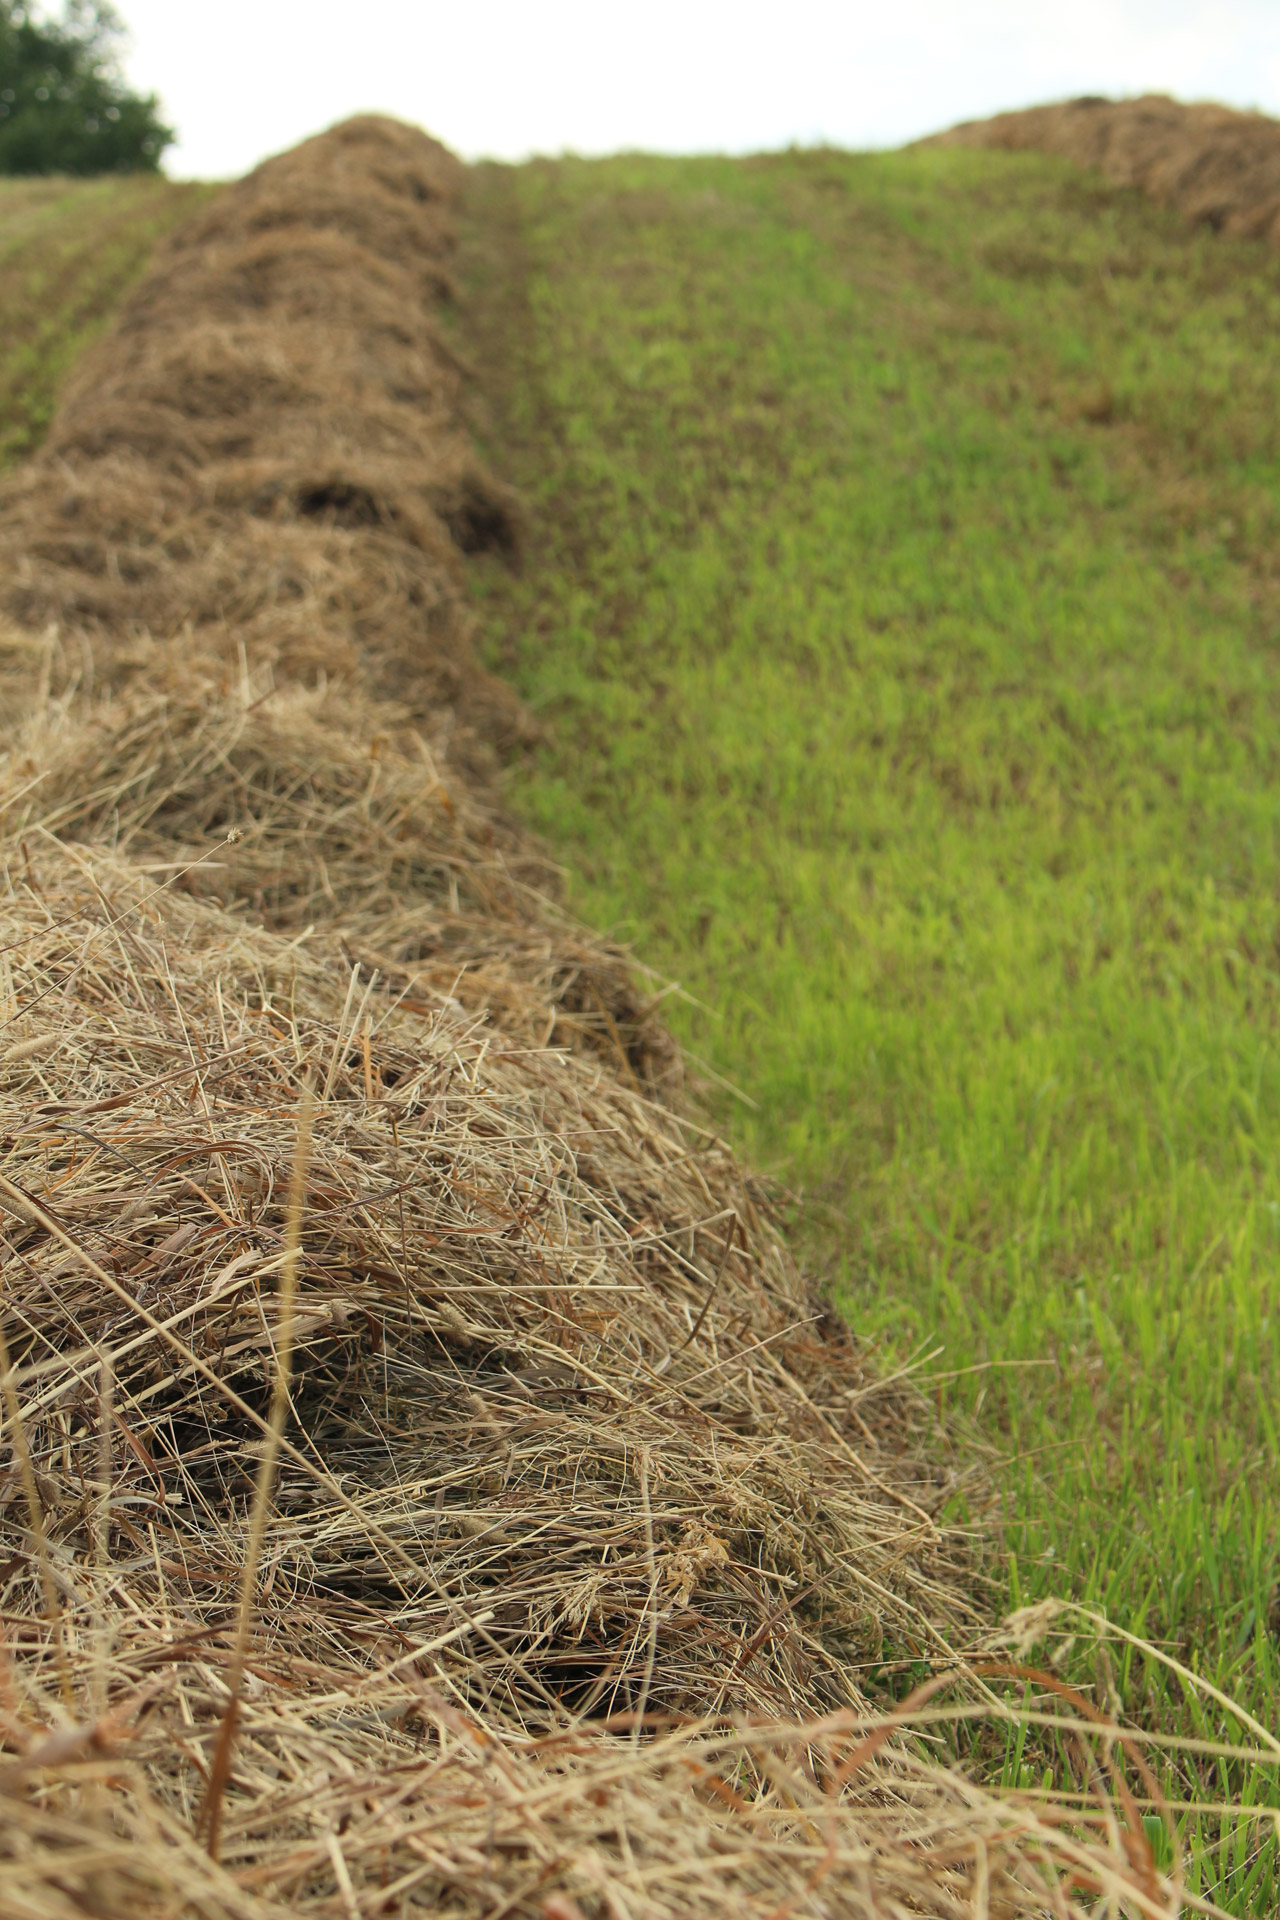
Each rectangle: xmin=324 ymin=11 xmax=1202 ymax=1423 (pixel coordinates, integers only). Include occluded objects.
xmin=0 ymin=117 xmax=1184 ymax=1916
xmin=928 ymin=94 xmax=1280 ymax=248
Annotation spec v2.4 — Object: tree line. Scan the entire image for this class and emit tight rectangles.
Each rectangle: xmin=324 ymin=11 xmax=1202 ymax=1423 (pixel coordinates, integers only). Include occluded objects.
xmin=0 ymin=2 xmax=171 ymax=174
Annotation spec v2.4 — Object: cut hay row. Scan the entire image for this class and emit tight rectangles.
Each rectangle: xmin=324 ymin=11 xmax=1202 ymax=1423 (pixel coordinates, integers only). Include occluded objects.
xmin=928 ymin=94 xmax=1280 ymax=248
xmin=0 ymin=117 xmax=1198 ymax=1915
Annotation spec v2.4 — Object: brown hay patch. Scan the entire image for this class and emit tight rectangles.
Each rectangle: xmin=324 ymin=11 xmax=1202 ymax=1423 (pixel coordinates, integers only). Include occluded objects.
xmin=0 ymin=117 xmax=1189 ymax=1915
xmin=0 ymin=116 xmax=525 ymax=763
xmin=928 ymin=94 xmax=1280 ymax=246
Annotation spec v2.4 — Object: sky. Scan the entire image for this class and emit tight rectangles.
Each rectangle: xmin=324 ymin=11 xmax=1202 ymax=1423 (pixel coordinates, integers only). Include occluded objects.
xmin=115 ymin=0 xmax=1280 ymax=179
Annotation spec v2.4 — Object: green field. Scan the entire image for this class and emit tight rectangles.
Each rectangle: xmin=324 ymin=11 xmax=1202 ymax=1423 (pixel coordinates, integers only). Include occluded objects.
xmin=461 ymin=150 xmax=1280 ymax=1905
xmin=0 ymin=173 xmax=208 ymax=464
xmin=4 ymin=148 xmax=1279 ymax=1906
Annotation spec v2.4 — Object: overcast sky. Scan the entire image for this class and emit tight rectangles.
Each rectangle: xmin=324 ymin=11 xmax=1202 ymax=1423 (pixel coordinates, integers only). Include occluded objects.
xmin=116 ymin=0 xmax=1280 ymax=179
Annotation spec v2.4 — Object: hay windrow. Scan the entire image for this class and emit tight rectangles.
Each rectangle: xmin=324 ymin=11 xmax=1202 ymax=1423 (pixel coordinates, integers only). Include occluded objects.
xmin=0 ymin=116 xmax=527 ymax=763
xmin=927 ymin=94 xmax=1280 ymax=247
xmin=0 ymin=117 xmax=1189 ymax=1916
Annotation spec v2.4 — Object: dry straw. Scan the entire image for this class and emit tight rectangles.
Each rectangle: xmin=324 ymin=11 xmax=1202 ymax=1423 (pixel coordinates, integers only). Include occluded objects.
xmin=0 ymin=113 xmax=1256 ymax=1917
xmin=927 ymin=94 xmax=1280 ymax=247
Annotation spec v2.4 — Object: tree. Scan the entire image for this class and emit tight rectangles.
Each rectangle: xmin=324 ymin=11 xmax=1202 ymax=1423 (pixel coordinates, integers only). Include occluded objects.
xmin=0 ymin=1 xmax=173 ymax=174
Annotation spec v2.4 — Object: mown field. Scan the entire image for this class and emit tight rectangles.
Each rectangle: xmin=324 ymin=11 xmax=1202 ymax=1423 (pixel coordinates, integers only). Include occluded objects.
xmin=0 ymin=173 xmax=209 ymax=464
xmin=461 ymin=150 xmax=1280 ymax=1908
xmin=4 ymin=149 xmax=1279 ymax=1908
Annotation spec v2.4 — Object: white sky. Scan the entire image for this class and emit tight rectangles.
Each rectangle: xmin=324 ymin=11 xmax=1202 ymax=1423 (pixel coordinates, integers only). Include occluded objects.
xmin=116 ymin=0 xmax=1280 ymax=180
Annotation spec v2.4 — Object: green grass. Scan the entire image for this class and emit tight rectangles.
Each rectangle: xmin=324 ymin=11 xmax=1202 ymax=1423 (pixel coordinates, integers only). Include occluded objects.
xmin=461 ymin=148 xmax=1280 ymax=1908
xmin=0 ymin=172 xmax=210 ymax=465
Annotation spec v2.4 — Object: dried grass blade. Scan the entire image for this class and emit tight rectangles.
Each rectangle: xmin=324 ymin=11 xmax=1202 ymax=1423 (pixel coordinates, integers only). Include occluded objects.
xmin=200 ymin=1083 xmax=314 ymax=1859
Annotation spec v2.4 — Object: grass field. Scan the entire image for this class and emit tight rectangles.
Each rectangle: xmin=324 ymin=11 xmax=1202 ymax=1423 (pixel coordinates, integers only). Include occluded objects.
xmin=0 ymin=173 xmax=209 ymax=465
xmin=3 ymin=146 xmax=1278 ymax=1907
xmin=461 ymin=150 xmax=1280 ymax=1908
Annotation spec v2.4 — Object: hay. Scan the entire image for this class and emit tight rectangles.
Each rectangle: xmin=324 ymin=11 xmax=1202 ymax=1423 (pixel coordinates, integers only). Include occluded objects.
xmin=927 ymin=94 xmax=1280 ymax=247
xmin=0 ymin=116 xmax=527 ymax=762
xmin=0 ymin=117 xmax=1189 ymax=1915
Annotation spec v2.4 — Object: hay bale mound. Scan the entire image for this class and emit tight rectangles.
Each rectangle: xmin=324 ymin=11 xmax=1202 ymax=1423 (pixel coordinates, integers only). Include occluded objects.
xmin=928 ymin=93 xmax=1280 ymax=245
xmin=0 ymin=119 xmax=1175 ymax=1917
xmin=0 ymin=114 xmax=527 ymax=759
